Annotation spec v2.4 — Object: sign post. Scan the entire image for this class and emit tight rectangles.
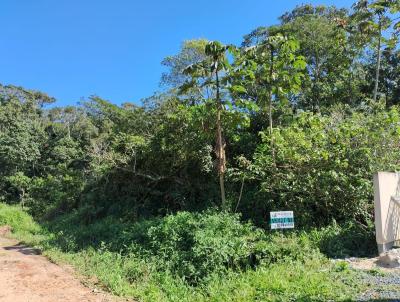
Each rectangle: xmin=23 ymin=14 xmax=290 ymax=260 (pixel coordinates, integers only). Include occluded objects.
xmin=270 ymin=211 xmax=294 ymax=230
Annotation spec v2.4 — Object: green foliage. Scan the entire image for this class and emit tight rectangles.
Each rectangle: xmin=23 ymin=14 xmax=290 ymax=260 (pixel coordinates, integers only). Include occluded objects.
xmin=47 ymin=211 xmax=313 ymax=283
xmin=161 ymin=39 xmax=209 ymax=88
xmin=244 ymin=5 xmax=366 ymax=109
xmin=141 ymin=211 xmax=264 ymax=283
xmin=237 ymin=34 xmax=306 ymax=103
xmin=248 ymin=106 xmax=400 ymax=226
xmin=29 ymin=172 xmax=85 ymax=218
xmin=0 ymin=203 xmax=41 ymax=236
xmin=2 ymin=3 xmax=400 ymax=300
xmin=309 ymin=221 xmax=377 ymax=258
xmin=0 ymin=3 xmax=399 ymax=228
xmin=0 ymin=97 xmax=45 ymax=173
xmin=3 ymin=206 xmax=361 ymax=302
xmin=231 ymin=33 xmax=306 ymax=136
xmin=1 ymin=3 xmax=400 ymax=227
xmin=5 ymin=172 xmax=32 ymax=206
xmin=61 ymin=250 xmax=356 ymax=302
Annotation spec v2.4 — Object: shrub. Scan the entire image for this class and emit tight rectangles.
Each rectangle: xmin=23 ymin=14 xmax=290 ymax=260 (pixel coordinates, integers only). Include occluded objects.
xmin=2 ymin=207 xmax=361 ymax=301
xmin=43 ymin=210 xmax=325 ymax=284
xmin=249 ymin=107 xmax=400 ymax=227
xmin=309 ymin=221 xmax=377 ymax=258
xmin=135 ymin=211 xmax=266 ymax=283
xmin=0 ymin=203 xmax=41 ymax=235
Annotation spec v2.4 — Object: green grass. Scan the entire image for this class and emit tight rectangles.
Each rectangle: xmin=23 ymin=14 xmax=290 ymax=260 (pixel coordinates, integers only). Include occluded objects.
xmin=53 ymin=250 xmax=358 ymax=302
xmin=0 ymin=203 xmax=363 ymax=302
xmin=0 ymin=203 xmax=42 ymax=239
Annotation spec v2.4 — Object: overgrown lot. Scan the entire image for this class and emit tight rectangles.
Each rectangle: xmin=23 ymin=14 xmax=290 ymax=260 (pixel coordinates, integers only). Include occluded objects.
xmin=1 ymin=203 xmax=369 ymax=302
xmin=2 ymin=1 xmax=400 ymax=301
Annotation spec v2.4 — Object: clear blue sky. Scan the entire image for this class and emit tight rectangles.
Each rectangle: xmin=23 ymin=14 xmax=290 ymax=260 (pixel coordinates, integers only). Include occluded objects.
xmin=0 ymin=0 xmax=353 ymax=106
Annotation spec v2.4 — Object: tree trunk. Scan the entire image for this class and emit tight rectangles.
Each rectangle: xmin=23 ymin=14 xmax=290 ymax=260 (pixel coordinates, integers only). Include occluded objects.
xmin=235 ymin=176 xmax=245 ymax=212
xmin=219 ymin=173 xmax=226 ymax=207
xmin=215 ymin=70 xmax=226 ymax=207
xmin=268 ymin=47 xmax=274 ymax=136
xmin=373 ymin=16 xmax=382 ymax=102
xmin=269 ymin=46 xmax=275 ymax=162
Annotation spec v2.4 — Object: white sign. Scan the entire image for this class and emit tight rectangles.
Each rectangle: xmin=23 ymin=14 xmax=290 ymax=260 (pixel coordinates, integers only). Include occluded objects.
xmin=270 ymin=211 xmax=294 ymax=229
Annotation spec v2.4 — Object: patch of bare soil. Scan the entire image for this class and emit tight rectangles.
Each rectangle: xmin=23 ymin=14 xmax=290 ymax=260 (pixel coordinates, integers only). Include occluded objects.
xmin=341 ymin=251 xmax=400 ymax=301
xmin=349 ymin=250 xmax=400 ymax=272
xmin=0 ymin=236 xmax=129 ymax=302
xmin=0 ymin=225 xmax=12 ymax=236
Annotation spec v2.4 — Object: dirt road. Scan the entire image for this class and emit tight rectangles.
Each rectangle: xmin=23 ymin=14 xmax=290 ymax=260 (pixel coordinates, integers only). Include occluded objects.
xmin=0 ymin=236 xmax=118 ymax=302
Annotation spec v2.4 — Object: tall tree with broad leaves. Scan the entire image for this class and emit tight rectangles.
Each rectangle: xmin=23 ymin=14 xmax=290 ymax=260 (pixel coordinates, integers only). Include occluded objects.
xmin=232 ymin=33 xmax=306 ymax=156
xmin=182 ymin=41 xmax=232 ymax=206
xmin=352 ymin=0 xmax=400 ymax=101
xmin=243 ymin=5 xmax=364 ymax=110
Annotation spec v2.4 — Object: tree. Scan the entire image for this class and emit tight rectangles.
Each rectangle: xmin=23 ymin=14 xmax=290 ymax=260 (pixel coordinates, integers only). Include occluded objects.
xmin=243 ymin=5 xmax=365 ymax=110
xmin=352 ymin=0 xmax=399 ymax=101
xmin=282 ymin=6 xmax=363 ymax=109
xmin=0 ymin=90 xmax=46 ymax=175
xmin=362 ymin=48 xmax=400 ymax=106
xmin=161 ymin=39 xmax=209 ymax=89
xmin=5 ymin=172 xmax=32 ymax=208
xmin=0 ymin=84 xmax=55 ymax=108
xmin=183 ymin=41 xmax=232 ymax=206
xmin=231 ymin=33 xmax=306 ymax=164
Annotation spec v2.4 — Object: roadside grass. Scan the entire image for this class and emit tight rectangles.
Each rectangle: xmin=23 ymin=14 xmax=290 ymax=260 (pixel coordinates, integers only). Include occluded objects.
xmin=0 ymin=203 xmax=42 ymax=240
xmin=49 ymin=251 xmax=358 ymax=302
xmin=0 ymin=203 xmax=364 ymax=302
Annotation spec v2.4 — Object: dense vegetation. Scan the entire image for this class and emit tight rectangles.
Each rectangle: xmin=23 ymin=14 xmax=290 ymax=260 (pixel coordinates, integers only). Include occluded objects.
xmin=1 ymin=1 xmax=400 ymax=301
xmin=1 ymin=204 xmax=365 ymax=301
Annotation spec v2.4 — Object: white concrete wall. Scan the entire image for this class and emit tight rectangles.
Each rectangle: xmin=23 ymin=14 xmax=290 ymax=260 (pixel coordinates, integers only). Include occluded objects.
xmin=373 ymin=172 xmax=400 ymax=253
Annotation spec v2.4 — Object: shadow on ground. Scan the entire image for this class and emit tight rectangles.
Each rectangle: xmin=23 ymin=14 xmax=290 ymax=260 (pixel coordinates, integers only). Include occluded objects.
xmin=4 ymin=244 xmax=41 ymax=255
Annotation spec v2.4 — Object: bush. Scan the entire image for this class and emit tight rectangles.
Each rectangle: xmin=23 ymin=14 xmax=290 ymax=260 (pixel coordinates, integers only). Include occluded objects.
xmin=46 ymin=211 xmax=269 ymax=283
xmin=3 ymin=207 xmax=361 ymax=301
xmin=249 ymin=107 xmax=400 ymax=227
xmin=141 ymin=211 xmax=265 ymax=283
xmin=254 ymin=232 xmax=321 ymax=264
xmin=309 ymin=221 xmax=377 ymax=258
xmin=44 ymin=210 xmax=326 ymax=285
xmin=0 ymin=203 xmax=41 ymax=235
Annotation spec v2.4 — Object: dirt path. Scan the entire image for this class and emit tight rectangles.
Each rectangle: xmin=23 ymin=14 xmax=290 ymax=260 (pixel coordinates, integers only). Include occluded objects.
xmin=0 ymin=236 xmax=120 ymax=302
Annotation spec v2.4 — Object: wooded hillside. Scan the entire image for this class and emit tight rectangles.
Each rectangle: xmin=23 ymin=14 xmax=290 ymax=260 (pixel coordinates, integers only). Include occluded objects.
xmin=1 ymin=1 xmax=400 ymax=301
